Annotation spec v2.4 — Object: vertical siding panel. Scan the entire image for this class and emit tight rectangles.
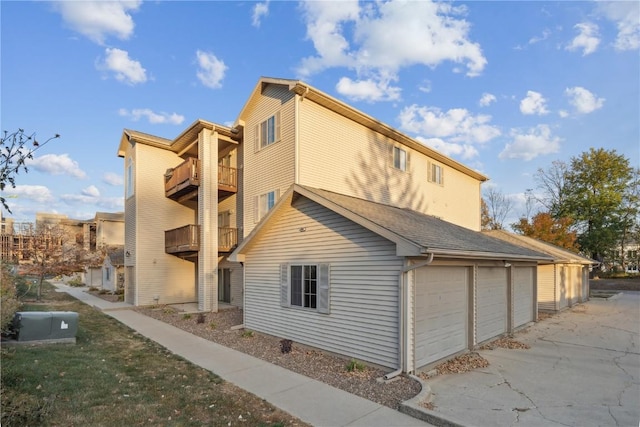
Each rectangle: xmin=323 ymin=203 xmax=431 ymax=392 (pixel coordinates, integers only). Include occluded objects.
xmin=244 ymin=197 xmax=402 ymax=368
xmin=130 ymin=144 xmax=197 ymax=306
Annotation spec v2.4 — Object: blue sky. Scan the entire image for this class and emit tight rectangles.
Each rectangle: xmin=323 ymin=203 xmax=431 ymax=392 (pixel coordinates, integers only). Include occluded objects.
xmin=2 ymin=1 xmax=638 ymax=227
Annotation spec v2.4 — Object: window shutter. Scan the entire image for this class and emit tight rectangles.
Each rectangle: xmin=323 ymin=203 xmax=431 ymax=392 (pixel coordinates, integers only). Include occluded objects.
xmin=280 ymin=263 xmax=289 ymax=307
xmin=405 ymin=149 xmax=410 ymax=172
xmin=317 ymin=263 xmax=330 ymax=314
xmin=440 ymin=167 xmax=444 ymax=186
xmin=275 ymin=111 xmax=281 ymax=141
xmin=427 ymin=161 xmax=432 ymax=182
xmin=254 ymin=124 xmax=260 ymax=152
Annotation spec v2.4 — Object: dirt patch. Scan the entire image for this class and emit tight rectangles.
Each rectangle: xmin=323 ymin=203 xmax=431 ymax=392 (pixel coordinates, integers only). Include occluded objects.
xmin=422 ymin=353 xmax=490 ymax=377
xmin=479 ymin=337 xmax=530 ymax=350
xmin=135 ymin=306 xmax=421 ymax=410
xmin=589 ymin=277 xmax=640 ymax=291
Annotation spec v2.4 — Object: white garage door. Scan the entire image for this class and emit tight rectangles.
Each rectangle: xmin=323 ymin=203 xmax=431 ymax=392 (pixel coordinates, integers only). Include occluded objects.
xmin=476 ymin=267 xmax=507 ymax=343
xmin=513 ymin=267 xmax=535 ymax=327
xmin=415 ymin=266 xmax=468 ymax=369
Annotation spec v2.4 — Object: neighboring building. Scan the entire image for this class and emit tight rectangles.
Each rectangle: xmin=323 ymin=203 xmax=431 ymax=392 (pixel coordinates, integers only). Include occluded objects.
xmin=606 ymin=241 xmax=639 ymax=274
xmin=484 ymin=230 xmax=597 ymax=312
xmin=103 ymin=248 xmax=125 ymax=292
xmin=118 ymin=76 xmax=554 ymax=373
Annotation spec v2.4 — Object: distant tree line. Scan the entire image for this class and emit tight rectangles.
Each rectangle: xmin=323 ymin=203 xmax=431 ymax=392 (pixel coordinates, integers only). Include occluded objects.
xmin=483 ymin=148 xmax=639 ymax=270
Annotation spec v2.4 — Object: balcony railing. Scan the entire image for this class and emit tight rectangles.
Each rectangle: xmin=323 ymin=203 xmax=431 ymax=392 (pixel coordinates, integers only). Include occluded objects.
xmin=165 ymin=225 xmax=199 ymax=255
xmin=165 ymin=158 xmax=238 ymax=203
xmin=218 ymin=227 xmax=238 ymax=252
xmin=165 ymin=225 xmax=238 ymax=256
xmin=165 ymin=158 xmax=200 ymax=202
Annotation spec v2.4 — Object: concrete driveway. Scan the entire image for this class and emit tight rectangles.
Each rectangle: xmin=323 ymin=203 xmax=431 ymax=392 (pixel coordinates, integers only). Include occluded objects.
xmin=421 ymin=292 xmax=639 ymax=426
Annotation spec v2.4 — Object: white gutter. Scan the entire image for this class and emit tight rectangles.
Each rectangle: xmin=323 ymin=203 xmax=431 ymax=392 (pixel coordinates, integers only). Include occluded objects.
xmin=384 ymin=252 xmax=434 ymax=380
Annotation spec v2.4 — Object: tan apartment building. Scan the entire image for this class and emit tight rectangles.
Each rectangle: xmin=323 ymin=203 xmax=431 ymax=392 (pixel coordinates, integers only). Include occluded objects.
xmin=119 ymin=77 xmax=551 ymax=372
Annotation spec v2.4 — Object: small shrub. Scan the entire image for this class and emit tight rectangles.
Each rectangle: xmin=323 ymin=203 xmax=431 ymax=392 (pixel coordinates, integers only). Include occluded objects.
xmin=182 ymin=313 xmax=192 ymax=320
xmin=67 ymin=277 xmax=84 ymax=287
xmin=208 ymin=322 xmax=217 ymax=330
xmin=241 ymin=329 xmax=254 ymax=338
xmin=280 ymin=339 xmax=293 ymax=354
xmin=345 ymin=359 xmax=366 ymax=372
xmin=196 ymin=313 xmax=206 ymax=324
xmin=98 ymin=289 xmax=109 ymax=295
xmin=162 ymin=307 xmax=174 ymax=314
xmin=0 ymin=263 xmax=21 ymax=334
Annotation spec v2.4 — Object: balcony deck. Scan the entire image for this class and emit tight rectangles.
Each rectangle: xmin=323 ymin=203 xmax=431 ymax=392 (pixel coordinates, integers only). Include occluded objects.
xmin=165 ymin=158 xmax=238 ymax=203
xmin=165 ymin=225 xmax=238 ymax=257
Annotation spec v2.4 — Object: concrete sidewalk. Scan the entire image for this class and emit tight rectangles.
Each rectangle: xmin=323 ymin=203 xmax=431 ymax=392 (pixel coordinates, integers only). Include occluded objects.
xmin=53 ymin=283 xmax=429 ymax=427
xmin=413 ymin=292 xmax=640 ymax=427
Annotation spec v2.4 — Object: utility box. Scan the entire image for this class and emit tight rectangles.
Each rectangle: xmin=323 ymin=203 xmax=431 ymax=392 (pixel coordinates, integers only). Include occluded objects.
xmin=13 ymin=311 xmax=79 ymax=343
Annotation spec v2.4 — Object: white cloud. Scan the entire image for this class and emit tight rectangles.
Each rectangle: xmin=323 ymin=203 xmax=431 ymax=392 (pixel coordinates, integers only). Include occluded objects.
xmin=565 ymin=22 xmax=600 ymax=56
xmin=565 ymin=86 xmax=605 ymax=114
xmin=335 ymin=76 xmax=401 ymax=102
xmin=252 ymin=2 xmax=269 ymax=27
xmin=479 ymin=93 xmax=497 ymax=107
xmin=499 ymin=125 xmax=562 ymax=161
xmin=196 ymin=50 xmax=227 ymax=89
xmin=297 ymin=0 xmax=486 ymax=99
xmin=558 ymin=110 xmax=569 ymax=118
xmin=529 ymin=29 xmax=551 ymax=45
xmin=415 ymin=137 xmax=479 ymax=160
xmin=598 ymin=1 xmax=640 ymax=51
xmin=26 ymin=154 xmax=86 ymax=179
xmin=418 ymin=80 xmax=432 ymax=93
xmin=519 ymin=91 xmax=549 ymax=115
xmin=82 ymin=185 xmax=101 ymax=197
xmin=398 ymin=104 xmax=501 ymax=154
xmin=3 ymin=185 xmax=54 ymax=204
xmin=99 ymin=48 xmax=147 ymax=85
xmin=53 ymin=0 xmax=141 ymax=45
xmin=103 ymin=172 xmax=124 ymax=186
xmin=118 ymin=108 xmax=185 ymax=125
xmin=60 ymin=192 xmax=123 ymax=210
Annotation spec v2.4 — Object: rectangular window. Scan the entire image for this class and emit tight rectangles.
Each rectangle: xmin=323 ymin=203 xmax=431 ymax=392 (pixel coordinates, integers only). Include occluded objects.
xmin=255 ymin=111 xmax=281 ymax=150
xmin=125 ymin=157 xmax=134 ymax=198
xmin=428 ymin=162 xmax=444 ymax=185
xmin=290 ymin=265 xmax=317 ymax=309
xmin=393 ymin=146 xmax=407 ymax=171
xmin=255 ymin=189 xmax=279 ymax=222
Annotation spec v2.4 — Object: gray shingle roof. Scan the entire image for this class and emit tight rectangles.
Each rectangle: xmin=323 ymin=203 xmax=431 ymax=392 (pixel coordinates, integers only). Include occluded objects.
xmin=299 ymin=186 xmax=552 ymax=260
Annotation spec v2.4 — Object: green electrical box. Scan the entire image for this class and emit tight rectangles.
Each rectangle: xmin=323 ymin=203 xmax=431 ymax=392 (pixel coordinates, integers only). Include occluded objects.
xmin=13 ymin=311 xmax=79 ymax=343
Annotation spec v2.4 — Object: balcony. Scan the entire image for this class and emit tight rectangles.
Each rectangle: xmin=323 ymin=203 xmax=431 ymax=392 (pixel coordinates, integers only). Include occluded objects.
xmin=165 ymin=158 xmax=238 ymax=204
xmin=165 ymin=224 xmax=238 ymax=257
xmin=165 ymin=158 xmax=200 ymax=203
xmin=165 ymin=225 xmax=199 ymax=258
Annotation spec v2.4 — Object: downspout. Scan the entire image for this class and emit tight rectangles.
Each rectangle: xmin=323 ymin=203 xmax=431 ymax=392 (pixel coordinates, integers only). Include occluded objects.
xmin=384 ymin=252 xmax=434 ymax=380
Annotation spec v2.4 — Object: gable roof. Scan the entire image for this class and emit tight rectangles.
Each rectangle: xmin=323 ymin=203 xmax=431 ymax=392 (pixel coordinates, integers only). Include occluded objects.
xmin=105 ymin=247 xmax=125 ymax=266
xmin=483 ymin=229 xmax=597 ymax=265
xmin=235 ymin=77 xmax=488 ymax=183
xmin=231 ymin=185 xmax=553 ymax=263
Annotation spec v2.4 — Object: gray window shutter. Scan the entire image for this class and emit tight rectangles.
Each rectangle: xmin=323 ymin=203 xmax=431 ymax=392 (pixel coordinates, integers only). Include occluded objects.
xmin=280 ymin=263 xmax=289 ymax=307
xmin=317 ymin=263 xmax=330 ymax=314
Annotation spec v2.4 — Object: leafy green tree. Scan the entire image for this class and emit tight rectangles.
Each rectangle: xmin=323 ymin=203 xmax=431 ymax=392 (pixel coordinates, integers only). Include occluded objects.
xmin=0 ymin=129 xmax=60 ymax=212
xmin=562 ymin=148 xmax=636 ymax=262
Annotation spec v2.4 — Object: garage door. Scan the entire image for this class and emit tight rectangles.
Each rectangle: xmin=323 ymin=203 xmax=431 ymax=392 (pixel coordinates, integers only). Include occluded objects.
xmin=513 ymin=267 xmax=535 ymax=327
xmin=538 ymin=264 xmax=556 ymax=311
xmin=476 ymin=267 xmax=507 ymax=343
xmin=415 ymin=266 xmax=468 ymax=369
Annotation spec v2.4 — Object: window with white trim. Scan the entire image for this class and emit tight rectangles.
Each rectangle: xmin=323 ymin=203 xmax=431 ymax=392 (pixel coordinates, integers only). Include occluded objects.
xmin=125 ymin=157 xmax=134 ymax=198
xmin=280 ymin=263 xmax=330 ymax=314
xmin=428 ymin=161 xmax=444 ymax=185
xmin=255 ymin=189 xmax=279 ymax=222
xmin=392 ymin=146 xmax=407 ymax=171
xmin=254 ymin=111 xmax=281 ymax=150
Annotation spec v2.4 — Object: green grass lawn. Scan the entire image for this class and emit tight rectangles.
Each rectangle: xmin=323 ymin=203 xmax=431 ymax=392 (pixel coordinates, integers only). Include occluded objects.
xmin=1 ymin=282 xmax=304 ymax=427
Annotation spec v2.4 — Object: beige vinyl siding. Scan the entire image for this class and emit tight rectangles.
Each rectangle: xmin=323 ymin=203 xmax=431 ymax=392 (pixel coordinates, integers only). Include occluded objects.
xmin=538 ymin=264 xmax=556 ymax=311
xmin=243 ymin=84 xmax=296 ymax=237
xmin=134 ymin=144 xmax=197 ymax=306
xmin=123 ymin=145 xmax=137 ymax=304
xmin=243 ymin=197 xmax=402 ymax=368
xmin=297 ymin=98 xmax=482 ymax=230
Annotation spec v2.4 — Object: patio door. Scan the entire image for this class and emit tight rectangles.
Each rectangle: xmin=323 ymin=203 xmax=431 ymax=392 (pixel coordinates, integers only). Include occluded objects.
xmin=218 ymin=268 xmax=231 ymax=303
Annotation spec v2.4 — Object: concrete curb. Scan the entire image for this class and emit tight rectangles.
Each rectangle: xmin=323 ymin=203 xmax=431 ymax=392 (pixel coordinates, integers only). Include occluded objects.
xmin=399 ymin=374 xmax=466 ymax=427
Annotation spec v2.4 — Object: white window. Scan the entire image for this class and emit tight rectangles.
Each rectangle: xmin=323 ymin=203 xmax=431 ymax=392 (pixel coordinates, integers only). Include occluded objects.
xmin=428 ymin=161 xmax=444 ymax=185
xmin=254 ymin=111 xmax=281 ymax=150
xmin=125 ymin=157 xmax=134 ymax=198
xmin=255 ymin=189 xmax=280 ymax=222
xmin=392 ymin=146 xmax=407 ymax=171
xmin=280 ymin=263 xmax=330 ymax=314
